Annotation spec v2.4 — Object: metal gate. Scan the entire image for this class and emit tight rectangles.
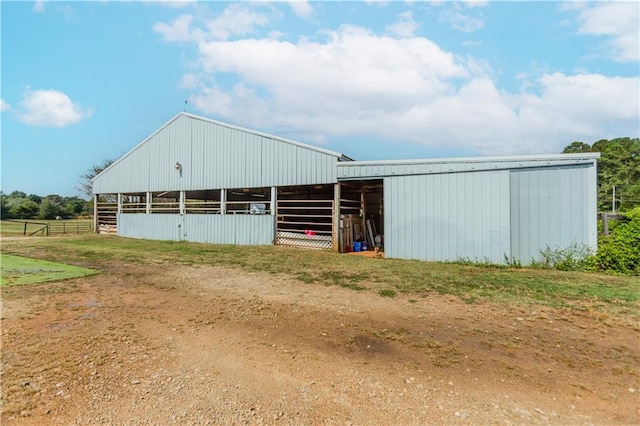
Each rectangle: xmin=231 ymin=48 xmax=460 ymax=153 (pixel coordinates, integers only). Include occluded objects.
xmin=275 ymin=199 xmax=333 ymax=249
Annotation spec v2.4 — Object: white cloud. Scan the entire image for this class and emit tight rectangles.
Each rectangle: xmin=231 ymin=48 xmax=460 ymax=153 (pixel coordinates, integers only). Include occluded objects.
xmin=205 ymin=4 xmax=269 ymax=41
xmin=154 ymin=14 xmax=196 ymax=42
xmin=573 ymin=2 xmax=639 ymax=62
xmin=17 ymin=88 xmax=93 ymax=127
xmin=0 ymin=99 xmax=11 ymax=112
xmin=33 ymin=1 xmax=45 ymax=13
xmin=288 ymin=1 xmax=314 ymax=19
xmin=154 ymin=4 xmax=270 ymax=42
xmin=439 ymin=7 xmax=485 ymax=33
xmin=386 ymin=11 xmax=419 ymax=38
xmin=143 ymin=0 xmax=197 ymax=8
xmin=159 ymin=14 xmax=638 ymax=156
xmin=462 ymin=0 xmax=488 ymax=8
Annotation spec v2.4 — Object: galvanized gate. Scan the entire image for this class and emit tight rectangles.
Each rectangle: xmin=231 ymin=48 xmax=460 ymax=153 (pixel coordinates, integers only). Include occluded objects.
xmin=275 ymin=199 xmax=334 ymax=249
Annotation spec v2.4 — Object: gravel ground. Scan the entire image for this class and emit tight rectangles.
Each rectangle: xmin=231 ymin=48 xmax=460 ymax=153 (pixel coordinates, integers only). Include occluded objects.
xmin=1 ymin=264 xmax=639 ymax=425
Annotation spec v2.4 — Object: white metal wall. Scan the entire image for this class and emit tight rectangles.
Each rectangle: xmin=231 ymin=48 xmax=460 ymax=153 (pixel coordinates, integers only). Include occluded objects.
xmin=384 ymin=170 xmax=511 ymax=263
xmin=118 ymin=214 xmax=274 ymax=245
xmin=93 ymin=114 xmax=340 ymax=194
xmin=509 ymin=164 xmax=598 ymax=263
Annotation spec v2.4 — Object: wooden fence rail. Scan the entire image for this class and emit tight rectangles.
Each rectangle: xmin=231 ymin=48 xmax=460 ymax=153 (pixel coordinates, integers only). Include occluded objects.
xmin=1 ymin=219 xmax=93 ymax=236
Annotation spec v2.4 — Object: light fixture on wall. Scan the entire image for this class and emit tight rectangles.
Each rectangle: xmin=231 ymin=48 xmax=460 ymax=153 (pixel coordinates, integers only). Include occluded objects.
xmin=175 ymin=162 xmax=182 ymax=171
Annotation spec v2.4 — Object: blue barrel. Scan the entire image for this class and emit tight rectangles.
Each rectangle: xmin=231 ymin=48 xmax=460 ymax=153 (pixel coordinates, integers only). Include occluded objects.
xmin=353 ymin=241 xmax=362 ymax=252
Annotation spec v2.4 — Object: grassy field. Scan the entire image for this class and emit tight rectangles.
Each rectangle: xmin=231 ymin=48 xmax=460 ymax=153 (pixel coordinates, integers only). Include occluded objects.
xmin=1 ymin=219 xmax=93 ymax=236
xmin=1 ymin=234 xmax=638 ymax=319
xmin=0 ymin=254 xmax=99 ymax=286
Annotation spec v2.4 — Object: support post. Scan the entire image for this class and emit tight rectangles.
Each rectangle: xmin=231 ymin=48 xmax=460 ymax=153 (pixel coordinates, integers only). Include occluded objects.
xmin=220 ymin=189 xmax=226 ymax=215
xmin=179 ymin=191 xmax=185 ymax=215
xmin=146 ymin=191 xmax=151 ymax=214
xmin=332 ymin=182 xmax=341 ymax=252
xmin=93 ymin=194 xmax=98 ymax=233
xmin=602 ymin=212 xmax=609 ymax=236
xmin=271 ymin=186 xmax=277 ymax=216
xmin=117 ymin=193 xmax=122 ymax=215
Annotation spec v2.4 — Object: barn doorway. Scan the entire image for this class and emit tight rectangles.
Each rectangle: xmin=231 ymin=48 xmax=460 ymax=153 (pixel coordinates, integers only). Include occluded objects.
xmin=338 ymin=180 xmax=384 ymax=254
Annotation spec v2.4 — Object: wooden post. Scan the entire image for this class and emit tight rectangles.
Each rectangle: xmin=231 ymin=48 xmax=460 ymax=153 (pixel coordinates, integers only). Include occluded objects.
xmin=271 ymin=186 xmax=276 ymax=216
xmin=117 ymin=193 xmax=122 ymax=215
xmin=271 ymin=187 xmax=277 ymax=245
xmin=602 ymin=212 xmax=609 ymax=236
xmin=220 ymin=189 xmax=226 ymax=215
xmin=93 ymin=194 xmax=98 ymax=233
xmin=332 ymin=182 xmax=341 ymax=252
xmin=146 ymin=191 xmax=151 ymax=215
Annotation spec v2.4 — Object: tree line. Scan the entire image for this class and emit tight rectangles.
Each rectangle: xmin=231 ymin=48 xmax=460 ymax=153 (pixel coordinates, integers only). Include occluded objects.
xmin=562 ymin=137 xmax=639 ymax=212
xmin=1 ymin=138 xmax=637 ymax=221
xmin=0 ymin=191 xmax=91 ymax=220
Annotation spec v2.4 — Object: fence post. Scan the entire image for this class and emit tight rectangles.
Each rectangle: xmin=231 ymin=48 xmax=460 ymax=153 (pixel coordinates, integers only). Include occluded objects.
xmin=23 ymin=222 xmax=27 ymax=235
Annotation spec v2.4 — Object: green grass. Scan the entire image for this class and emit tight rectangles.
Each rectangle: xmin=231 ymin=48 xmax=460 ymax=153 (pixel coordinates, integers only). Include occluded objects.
xmin=1 ymin=234 xmax=638 ymax=318
xmin=1 ymin=254 xmax=99 ymax=286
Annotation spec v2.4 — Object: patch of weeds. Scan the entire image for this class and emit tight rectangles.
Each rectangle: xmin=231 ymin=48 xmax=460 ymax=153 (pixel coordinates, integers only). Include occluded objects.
xmin=296 ymin=272 xmax=316 ymax=284
xmin=318 ymin=271 xmax=367 ymax=291
xmin=408 ymin=299 xmax=417 ymax=304
xmin=460 ymin=295 xmax=476 ymax=304
xmin=531 ymin=244 xmax=595 ymax=271
xmin=378 ymin=289 xmax=397 ymax=298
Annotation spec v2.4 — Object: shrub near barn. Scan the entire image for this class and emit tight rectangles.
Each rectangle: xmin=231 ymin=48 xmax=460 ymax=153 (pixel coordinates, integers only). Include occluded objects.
xmin=595 ymin=207 xmax=640 ymax=274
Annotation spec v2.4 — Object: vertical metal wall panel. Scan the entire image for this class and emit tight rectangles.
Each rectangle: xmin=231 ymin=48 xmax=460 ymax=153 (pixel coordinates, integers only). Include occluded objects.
xmin=118 ymin=214 xmax=180 ymax=241
xmin=510 ymin=164 xmax=596 ymax=264
xmin=385 ymin=170 xmax=511 ymax=263
xmin=118 ymin=214 xmax=273 ymax=245
xmin=183 ymin=215 xmax=274 ymax=245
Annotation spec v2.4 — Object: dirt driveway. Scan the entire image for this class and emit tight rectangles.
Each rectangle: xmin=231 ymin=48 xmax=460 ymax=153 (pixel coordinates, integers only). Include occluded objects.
xmin=2 ymin=263 xmax=638 ymax=425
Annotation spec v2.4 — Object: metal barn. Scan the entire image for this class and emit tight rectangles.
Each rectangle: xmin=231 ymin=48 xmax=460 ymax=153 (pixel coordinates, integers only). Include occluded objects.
xmin=92 ymin=112 xmax=599 ymax=265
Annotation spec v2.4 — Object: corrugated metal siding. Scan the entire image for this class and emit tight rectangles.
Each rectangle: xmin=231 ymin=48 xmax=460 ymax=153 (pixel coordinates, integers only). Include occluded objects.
xmin=384 ymin=170 xmax=511 ymax=263
xmin=337 ymin=156 xmax=598 ymax=180
xmin=509 ymin=164 xmax=597 ymax=264
xmin=93 ymin=114 xmax=338 ymax=194
xmin=118 ymin=213 xmax=273 ymax=245
xmin=184 ymin=215 xmax=273 ymax=245
xmin=118 ymin=214 xmax=181 ymax=241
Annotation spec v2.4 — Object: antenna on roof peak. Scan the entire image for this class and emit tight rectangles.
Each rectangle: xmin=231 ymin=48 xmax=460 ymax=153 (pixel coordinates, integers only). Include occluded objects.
xmin=183 ymin=100 xmax=188 ymax=112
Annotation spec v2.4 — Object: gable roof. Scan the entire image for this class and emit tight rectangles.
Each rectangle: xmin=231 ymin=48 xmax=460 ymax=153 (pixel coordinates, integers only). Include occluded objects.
xmin=93 ymin=112 xmax=352 ymax=182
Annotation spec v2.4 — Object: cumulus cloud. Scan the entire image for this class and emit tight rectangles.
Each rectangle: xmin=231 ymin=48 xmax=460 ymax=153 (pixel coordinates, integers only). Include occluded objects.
xmin=439 ymin=7 xmax=485 ymax=33
xmin=154 ymin=14 xmax=196 ymax=42
xmin=0 ymin=99 xmax=10 ymax=112
xmin=154 ymin=4 xmax=269 ymax=42
xmin=17 ymin=88 xmax=93 ymax=127
xmin=435 ymin=2 xmax=486 ymax=33
xmin=386 ymin=11 xmax=419 ymax=38
xmin=156 ymin=5 xmax=639 ymax=156
xmin=573 ymin=2 xmax=639 ymax=62
xmin=288 ymin=1 xmax=314 ymax=19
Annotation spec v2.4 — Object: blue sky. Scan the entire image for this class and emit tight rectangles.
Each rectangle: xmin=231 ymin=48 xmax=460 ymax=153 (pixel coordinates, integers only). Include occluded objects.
xmin=1 ymin=1 xmax=639 ymax=198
